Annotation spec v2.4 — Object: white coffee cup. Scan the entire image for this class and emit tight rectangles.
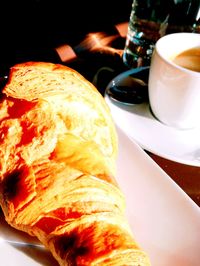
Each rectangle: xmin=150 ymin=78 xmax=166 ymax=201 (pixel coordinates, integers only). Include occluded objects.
xmin=148 ymin=32 xmax=200 ymax=129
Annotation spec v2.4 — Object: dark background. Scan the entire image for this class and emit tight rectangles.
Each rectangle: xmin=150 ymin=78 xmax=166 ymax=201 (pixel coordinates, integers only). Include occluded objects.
xmin=0 ymin=0 xmax=132 ymax=75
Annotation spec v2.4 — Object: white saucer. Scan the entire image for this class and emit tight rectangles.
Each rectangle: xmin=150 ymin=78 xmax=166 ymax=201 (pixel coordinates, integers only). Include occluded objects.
xmin=105 ymin=94 xmax=200 ymax=166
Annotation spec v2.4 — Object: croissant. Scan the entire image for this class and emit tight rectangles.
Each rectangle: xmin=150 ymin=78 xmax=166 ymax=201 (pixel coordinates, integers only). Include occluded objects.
xmin=0 ymin=62 xmax=151 ymax=265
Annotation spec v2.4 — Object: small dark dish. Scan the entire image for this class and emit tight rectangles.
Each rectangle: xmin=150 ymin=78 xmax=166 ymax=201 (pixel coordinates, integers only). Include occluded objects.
xmin=105 ymin=66 xmax=149 ymax=105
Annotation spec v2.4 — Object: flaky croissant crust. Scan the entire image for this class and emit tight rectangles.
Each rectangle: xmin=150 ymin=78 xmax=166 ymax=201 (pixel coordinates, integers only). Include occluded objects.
xmin=0 ymin=62 xmax=151 ymax=265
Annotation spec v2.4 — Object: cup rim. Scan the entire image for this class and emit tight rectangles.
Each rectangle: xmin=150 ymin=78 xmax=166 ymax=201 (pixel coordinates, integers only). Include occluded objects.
xmin=154 ymin=32 xmax=200 ymax=76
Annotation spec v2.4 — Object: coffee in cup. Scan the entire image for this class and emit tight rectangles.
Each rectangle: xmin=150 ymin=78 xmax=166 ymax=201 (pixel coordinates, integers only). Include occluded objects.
xmin=172 ymin=46 xmax=200 ymax=73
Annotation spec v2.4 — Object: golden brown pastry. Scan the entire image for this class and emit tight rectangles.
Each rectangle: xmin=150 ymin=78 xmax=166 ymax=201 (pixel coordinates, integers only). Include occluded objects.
xmin=0 ymin=62 xmax=151 ymax=265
